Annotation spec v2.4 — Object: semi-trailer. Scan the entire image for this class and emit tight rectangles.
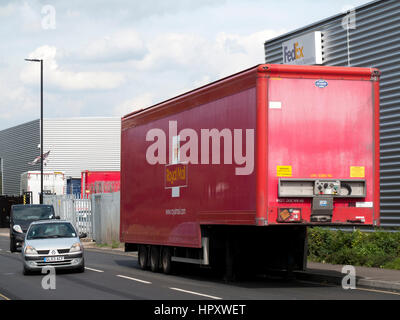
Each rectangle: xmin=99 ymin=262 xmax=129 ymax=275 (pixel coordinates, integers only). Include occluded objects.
xmin=120 ymin=64 xmax=380 ymax=276
xmin=20 ymin=171 xmax=66 ymax=204
xmin=81 ymin=170 xmax=120 ymax=198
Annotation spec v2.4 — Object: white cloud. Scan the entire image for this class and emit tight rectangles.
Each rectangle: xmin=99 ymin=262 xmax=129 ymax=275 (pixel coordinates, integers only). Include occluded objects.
xmin=113 ymin=92 xmax=154 ymax=117
xmin=132 ymin=28 xmax=285 ymax=77
xmin=19 ymin=1 xmax=42 ymax=32
xmin=122 ymin=28 xmax=285 ymax=107
xmin=1 ymin=0 xmax=368 ymax=131
xmin=0 ymin=80 xmax=36 ymax=120
xmin=20 ymin=45 xmax=126 ymax=91
xmin=115 ymin=28 xmax=285 ymax=115
xmin=0 ymin=2 xmax=16 ymax=17
xmin=79 ymin=29 xmax=147 ymax=62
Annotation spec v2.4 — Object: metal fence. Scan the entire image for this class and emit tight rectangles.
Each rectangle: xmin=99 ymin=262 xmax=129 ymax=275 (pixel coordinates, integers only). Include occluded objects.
xmin=92 ymin=192 xmax=120 ymax=244
xmin=43 ymin=192 xmax=120 ymax=243
xmin=44 ymin=194 xmax=93 ymax=239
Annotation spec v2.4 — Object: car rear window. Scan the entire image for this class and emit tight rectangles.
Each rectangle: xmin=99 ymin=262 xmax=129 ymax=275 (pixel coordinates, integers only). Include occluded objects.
xmin=12 ymin=206 xmax=54 ymax=221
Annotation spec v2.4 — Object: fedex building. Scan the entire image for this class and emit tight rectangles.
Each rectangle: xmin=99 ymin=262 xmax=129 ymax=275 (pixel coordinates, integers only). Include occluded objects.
xmin=264 ymin=0 xmax=400 ymax=227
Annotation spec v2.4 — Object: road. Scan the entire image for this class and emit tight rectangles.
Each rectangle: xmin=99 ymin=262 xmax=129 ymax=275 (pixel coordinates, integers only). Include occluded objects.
xmin=0 ymin=236 xmax=399 ymax=300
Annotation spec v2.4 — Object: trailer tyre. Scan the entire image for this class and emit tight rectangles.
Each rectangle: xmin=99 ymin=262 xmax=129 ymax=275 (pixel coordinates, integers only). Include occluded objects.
xmin=138 ymin=245 xmax=148 ymax=270
xmin=162 ymin=247 xmax=172 ymax=274
xmin=150 ymin=246 xmax=160 ymax=272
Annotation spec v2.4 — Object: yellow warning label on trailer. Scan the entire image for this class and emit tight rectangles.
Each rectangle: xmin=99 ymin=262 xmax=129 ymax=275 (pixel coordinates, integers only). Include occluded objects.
xmin=350 ymin=166 xmax=365 ymax=178
xmin=277 ymin=166 xmax=292 ymax=177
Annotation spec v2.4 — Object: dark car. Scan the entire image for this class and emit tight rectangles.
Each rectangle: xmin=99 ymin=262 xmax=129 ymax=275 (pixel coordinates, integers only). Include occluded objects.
xmin=9 ymin=204 xmax=58 ymax=252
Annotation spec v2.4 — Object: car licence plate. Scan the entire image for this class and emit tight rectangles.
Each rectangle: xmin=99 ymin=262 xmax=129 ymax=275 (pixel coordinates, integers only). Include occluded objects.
xmin=44 ymin=256 xmax=64 ymax=262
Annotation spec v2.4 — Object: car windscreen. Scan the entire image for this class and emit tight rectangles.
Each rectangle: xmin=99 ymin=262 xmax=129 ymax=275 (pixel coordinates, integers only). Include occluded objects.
xmin=26 ymin=222 xmax=77 ymax=240
xmin=12 ymin=206 xmax=54 ymax=221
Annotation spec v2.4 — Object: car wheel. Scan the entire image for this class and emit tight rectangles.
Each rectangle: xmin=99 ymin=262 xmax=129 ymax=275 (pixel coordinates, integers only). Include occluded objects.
xmin=76 ymin=265 xmax=85 ymax=273
xmin=23 ymin=265 xmax=32 ymax=276
xmin=76 ymin=260 xmax=85 ymax=273
xmin=10 ymin=237 xmax=17 ymax=253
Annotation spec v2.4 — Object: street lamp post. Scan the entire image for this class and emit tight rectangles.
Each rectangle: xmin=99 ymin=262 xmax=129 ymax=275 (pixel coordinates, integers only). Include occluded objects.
xmin=25 ymin=58 xmax=44 ymax=204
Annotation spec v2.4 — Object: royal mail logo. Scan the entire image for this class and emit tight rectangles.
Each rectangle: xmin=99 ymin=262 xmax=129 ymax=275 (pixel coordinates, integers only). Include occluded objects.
xmin=165 ymin=163 xmax=188 ymax=189
xmin=283 ymin=42 xmax=304 ymax=63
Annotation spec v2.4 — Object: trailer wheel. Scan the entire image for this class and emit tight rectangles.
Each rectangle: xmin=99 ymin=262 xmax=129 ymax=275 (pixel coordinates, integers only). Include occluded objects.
xmin=162 ymin=247 xmax=172 ymax=274
xmin=150 ymin=246 xmax=160 ymax=272
xmin=138 ymin=245 xmax=148 ymax=270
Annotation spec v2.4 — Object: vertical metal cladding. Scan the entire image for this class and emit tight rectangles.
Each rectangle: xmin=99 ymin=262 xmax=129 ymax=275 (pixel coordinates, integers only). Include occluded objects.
xmin=264 ymin=0 xmax=400 ymax=227
xmin=0 ymin=120 xmax=41 ymax=195
xmin=0 ymin=117 xmax=121 ymax=196
xmin=43 ymin=117 xmax=121 ymax=179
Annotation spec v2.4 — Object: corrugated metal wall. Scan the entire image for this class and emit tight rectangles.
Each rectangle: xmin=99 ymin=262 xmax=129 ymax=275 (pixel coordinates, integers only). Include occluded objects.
xmin=0 ymin=120 xmax=40 ymax=195
xmin=0 ymin=117 xmax=121 ymax=196
xmin=264 ymin=0 xmax=400 ymax=227
xmin=43 ymin=117 xmax=121 ymax=178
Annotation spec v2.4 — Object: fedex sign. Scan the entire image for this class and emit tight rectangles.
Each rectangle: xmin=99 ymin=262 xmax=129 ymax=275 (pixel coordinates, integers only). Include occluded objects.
xmin=282 ymin=31 xmax=323 ymax=65
xmin=284 ymin=42 xmax=304 ymax=63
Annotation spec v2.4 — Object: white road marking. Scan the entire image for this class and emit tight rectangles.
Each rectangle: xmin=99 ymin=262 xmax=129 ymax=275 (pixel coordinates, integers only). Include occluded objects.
xmin=299 ymin=279 xmax=400 ymax=296
xmin=0 ymin=292 xmax=10 ymax=300
xmin=169 ymin=287 xmax=222 ymax=300
xmin=116 ymin=274 xmax=152 ymax=284
xmin=356 ymin=287 xmax=400 ymax=296
xmin=85 ymin=267 xmax=104 ymax=273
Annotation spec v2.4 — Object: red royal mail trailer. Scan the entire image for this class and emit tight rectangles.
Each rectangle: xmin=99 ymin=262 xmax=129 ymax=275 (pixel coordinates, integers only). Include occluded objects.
xmin=120 ymin=64 xmax=380 ymax=276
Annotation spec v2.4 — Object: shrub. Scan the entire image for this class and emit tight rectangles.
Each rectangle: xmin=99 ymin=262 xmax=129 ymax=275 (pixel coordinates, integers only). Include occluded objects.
xmin=308 ymin=227 xmax=400 ymax=269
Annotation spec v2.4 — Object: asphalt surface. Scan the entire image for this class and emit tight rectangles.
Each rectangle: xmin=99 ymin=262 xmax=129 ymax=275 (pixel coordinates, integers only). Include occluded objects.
xmin=0 ymin=236 xmax=400 ymax=300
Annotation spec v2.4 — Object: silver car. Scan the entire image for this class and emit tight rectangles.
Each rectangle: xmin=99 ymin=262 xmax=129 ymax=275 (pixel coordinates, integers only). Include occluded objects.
xmin=22 ymin=220 xmax=86 ymax=275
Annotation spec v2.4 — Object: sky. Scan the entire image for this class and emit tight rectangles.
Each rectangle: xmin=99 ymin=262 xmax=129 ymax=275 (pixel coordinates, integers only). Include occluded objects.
xmin=0 ymin=0 xmax=372 ymax=130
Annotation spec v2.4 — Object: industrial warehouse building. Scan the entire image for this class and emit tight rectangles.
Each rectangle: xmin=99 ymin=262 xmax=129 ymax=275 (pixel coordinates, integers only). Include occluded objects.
xmin=264 ymin=0 xmax=400 ymax=227
xmin=0 ymin=117 xmax=120 ymax=197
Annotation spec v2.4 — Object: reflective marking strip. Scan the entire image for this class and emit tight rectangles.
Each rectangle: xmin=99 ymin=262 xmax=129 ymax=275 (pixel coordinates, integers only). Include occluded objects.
xmin=85 ymin=267 xmax=104 ymax=273
xmin=169 ymin=287 xmax=222 ymax=300
xmin=116 ymin=274 xmax=151 ymax=284
xmin=269 ymin=101 xmax=282 ymax=109
xmin=0 ymin=293 xmax=10 ymax=300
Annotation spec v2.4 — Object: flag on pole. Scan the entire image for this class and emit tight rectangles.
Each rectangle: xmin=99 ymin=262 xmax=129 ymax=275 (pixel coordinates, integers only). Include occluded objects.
xmin=28 ymin=150 xmax=50 ymax=166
